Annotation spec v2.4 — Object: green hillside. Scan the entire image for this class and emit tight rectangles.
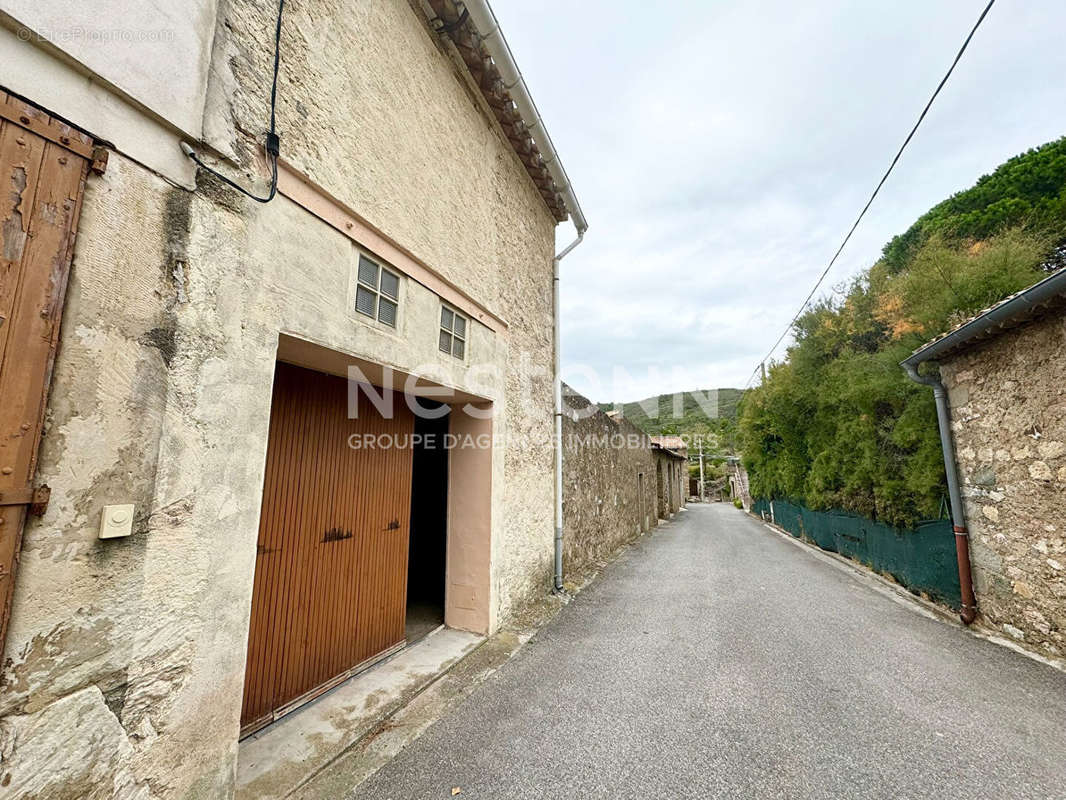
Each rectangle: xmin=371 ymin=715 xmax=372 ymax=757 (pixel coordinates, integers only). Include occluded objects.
xmin=882 ymin=137 xmax=1066 ymax=273
xmin=600 ymin=389 xmax=743 ymax=452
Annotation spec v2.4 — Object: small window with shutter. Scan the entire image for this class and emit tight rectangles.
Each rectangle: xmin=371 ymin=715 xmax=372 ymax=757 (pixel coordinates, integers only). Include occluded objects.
xmin=438 ymin=305 xmax=467 ymax=360
xmin=354 ymin=254 xmax=400 ymax=327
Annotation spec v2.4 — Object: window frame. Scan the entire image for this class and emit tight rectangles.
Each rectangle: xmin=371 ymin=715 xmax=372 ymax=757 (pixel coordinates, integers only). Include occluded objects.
xmin=438 ymin=303 xmax=468 ymax=361
xmin=354 ymin=252 xmax=401 ymax=328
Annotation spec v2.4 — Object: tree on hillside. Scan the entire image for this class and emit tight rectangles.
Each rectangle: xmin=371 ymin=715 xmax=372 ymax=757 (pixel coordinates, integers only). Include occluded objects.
xmin=600 ymin=389 xmax=743 ymax=453
xmin=881 ymin=137 xmax=1066 ymax=273
xmin=739 ymin=138 xmax=1065 ymax=527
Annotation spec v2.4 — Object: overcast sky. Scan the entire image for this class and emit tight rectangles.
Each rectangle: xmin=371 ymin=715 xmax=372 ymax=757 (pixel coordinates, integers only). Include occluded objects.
xmin=490 ymin=0 xmax=1066 ymax=403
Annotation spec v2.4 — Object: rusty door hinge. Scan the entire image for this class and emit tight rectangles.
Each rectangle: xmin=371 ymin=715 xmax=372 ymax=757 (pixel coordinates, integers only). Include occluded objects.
xmin=90 ymin=147 xmax=109 ymax=175
xmin=0 ymin=485 xmax=51 ymax=516
xmin=0 ymin=103 xmax=95 ymax=158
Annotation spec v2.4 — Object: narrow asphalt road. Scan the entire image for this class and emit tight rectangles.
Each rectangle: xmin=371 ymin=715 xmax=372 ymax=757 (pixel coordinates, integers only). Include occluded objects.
xmin=351 ymin=504 xmax=1066 ymax=799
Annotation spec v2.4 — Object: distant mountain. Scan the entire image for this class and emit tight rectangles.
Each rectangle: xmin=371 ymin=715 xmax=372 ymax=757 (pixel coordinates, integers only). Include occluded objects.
xmin=599 ymin=389 xmax=743 ymax=452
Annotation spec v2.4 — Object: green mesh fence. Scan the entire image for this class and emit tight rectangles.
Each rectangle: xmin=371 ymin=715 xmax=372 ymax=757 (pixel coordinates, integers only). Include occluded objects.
xmin=750 ymin=498 xmax=961 ymax=609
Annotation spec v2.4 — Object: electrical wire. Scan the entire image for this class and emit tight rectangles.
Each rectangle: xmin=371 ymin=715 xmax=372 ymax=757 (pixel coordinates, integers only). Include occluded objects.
xmin=743 ymin=0 xmax=996 ymax=389
xmin=182 ymin=0 xmax=286 ymax=203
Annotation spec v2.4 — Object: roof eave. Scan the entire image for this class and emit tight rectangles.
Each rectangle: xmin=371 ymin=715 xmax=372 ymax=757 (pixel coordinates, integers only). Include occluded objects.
xmin=901 ymin=269 xmax=1066 ymax=367
xmin=423 ymin=0 xmax=584 ymax=229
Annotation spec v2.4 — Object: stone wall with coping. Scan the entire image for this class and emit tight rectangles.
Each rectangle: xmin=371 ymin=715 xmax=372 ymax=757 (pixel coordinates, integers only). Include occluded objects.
xmin=940 ymin=308 xmax=1066 ymax=659
xmin=562 ymin=387 xmax=658 ymax=577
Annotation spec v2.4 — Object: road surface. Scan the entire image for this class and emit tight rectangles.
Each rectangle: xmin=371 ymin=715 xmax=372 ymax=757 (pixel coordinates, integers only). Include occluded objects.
xmin=351 ymin=503 xmax=1066 ymax=799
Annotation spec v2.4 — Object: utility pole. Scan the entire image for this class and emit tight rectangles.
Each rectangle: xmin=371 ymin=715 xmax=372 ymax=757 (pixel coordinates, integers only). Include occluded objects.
xmin=698 ymin=436 xmax=705 ymax=502
xmin=760 ymin=361 xmax=766 ymax=384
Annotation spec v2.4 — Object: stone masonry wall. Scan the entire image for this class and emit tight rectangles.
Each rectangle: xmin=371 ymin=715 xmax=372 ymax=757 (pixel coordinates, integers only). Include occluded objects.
xmin=562 ymin=386 xmax=658 ymax=578
xmin=940 ymin=308 xmax=1066 ymax=659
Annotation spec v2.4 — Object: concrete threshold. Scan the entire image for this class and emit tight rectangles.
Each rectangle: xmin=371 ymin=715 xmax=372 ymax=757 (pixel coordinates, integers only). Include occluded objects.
xmin=235 ymin=628 xmax=484 ymax=800
xmin=289 ymin=626 xmax=533 ymax=800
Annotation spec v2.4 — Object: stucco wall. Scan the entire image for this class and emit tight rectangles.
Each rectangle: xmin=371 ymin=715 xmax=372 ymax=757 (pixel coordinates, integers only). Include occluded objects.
xmin=0 ymin=0 xmax=559 ymax=796
xmin=203 ymin=0 xmax=557 ymax=302
xmin=940 ymin=308 xmax=1066 ymax=659
xmin=0 ymin=0 xmax=217 ymax=137
xmin=561 ymin=387 xmax=657 ymax=577
xmin=202 ymin=0 xmax=559 ymax=622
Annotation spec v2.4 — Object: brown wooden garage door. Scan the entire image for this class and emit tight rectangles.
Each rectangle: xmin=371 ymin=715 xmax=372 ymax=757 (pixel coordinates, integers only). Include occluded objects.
xmin=241 ymin=362 xmax=415 ymax=735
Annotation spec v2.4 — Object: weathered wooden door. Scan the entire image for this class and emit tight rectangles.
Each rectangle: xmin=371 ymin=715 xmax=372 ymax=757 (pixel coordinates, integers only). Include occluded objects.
xmin=240 ymin=362 xmax=415 ymax=735
xmin=0 ymin=92 xmax=95 ymax=649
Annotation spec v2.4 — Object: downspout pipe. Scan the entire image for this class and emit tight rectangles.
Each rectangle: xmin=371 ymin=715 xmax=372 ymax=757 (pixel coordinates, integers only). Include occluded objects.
xmin=902 ymin=363 xmax=978 ymax=624
xmin=552 ymin=229 xmax=585 ymax=592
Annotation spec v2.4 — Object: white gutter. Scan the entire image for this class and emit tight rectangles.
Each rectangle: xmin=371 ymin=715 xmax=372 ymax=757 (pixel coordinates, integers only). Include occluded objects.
xmin=902 ymin=268 xmax=1066 ymax=366
xmin=461 ymin=0 xmax=588 ymax=234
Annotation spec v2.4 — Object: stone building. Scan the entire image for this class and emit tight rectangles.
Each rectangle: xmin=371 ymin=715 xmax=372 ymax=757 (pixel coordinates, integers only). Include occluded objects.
xmin=0 ymin=1 xmax=585 ymax=797
xmin=650 ymin=434 xmax=689 ymax=461
xmin=652 ymin=442 xmax=688 ymax=519
xmin=649 ymin=435 xmax=688 ymax=516
xmin=913 ymin=270 xmax=1065 ymax=658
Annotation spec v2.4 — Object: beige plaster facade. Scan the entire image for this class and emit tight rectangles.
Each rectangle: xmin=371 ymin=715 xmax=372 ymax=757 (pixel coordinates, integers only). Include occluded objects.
xmin=0 ymin=0 xmax=569 ymax=796
xmin=940 ymin=308 xmax=1066 ymax=659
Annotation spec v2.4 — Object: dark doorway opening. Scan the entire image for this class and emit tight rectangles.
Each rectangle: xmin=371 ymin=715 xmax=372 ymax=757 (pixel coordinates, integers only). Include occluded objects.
xmin=406 ymin=403 xmax=450 ymax=643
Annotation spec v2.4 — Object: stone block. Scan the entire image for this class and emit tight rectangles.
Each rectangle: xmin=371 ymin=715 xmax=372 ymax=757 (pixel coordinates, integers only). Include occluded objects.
xmin=0 ymin=687 xmax=148 ymax=799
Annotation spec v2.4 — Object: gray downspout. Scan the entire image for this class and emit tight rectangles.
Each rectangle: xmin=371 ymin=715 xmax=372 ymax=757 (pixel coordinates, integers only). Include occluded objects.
xmin=553 ymin=230 xmax=585 ymax=593
xmin=902 ymin=363 xmax=978 ymax=624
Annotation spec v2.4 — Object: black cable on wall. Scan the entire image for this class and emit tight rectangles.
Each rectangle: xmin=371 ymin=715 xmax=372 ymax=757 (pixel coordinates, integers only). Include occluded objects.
xmin=182 ymin=0 xmax=286 ymax=203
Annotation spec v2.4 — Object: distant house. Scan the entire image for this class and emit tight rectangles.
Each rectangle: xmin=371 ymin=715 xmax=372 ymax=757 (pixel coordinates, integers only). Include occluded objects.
xmin=651 ymin=440 xmax=688 ymax=519
xmin=651 ymin=434 xmax=690 ymax=460
xmin=905 ymin=269 xmax=1066 ymax=658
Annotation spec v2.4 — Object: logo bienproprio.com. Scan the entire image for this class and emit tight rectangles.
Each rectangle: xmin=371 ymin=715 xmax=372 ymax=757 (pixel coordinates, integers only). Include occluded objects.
xmin=16 ymin=25 xmax=175 ymax=45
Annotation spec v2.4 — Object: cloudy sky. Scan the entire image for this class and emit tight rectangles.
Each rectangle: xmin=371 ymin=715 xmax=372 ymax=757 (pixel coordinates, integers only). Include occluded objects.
xmin=491 ymin=0 xmax=1066 ymax=403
